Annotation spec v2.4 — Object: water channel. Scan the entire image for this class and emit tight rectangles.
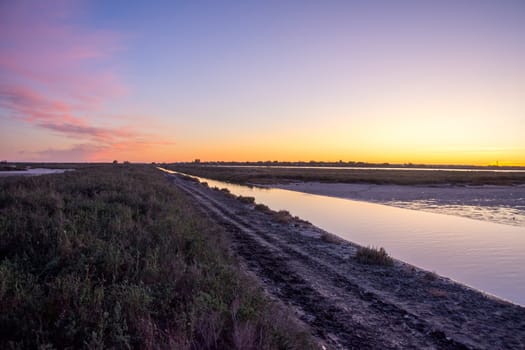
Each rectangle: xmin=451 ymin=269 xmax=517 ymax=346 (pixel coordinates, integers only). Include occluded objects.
xmin=164 ymin=169 xmax=525 ymax=306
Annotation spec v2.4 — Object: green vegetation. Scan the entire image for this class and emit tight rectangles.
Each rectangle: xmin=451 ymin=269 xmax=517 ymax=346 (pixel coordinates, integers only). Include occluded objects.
xmin=167 ymin=165 xmax=525 ymax=186
xmin=355 ymin=246 xmax=394 ymax=266
xmin=0 ymin=165 xmax=313 ymax=349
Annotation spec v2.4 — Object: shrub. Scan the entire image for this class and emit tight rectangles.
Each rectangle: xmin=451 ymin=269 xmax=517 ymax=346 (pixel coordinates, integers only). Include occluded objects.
xmin=423 ymin=271 xmax=438 ymax=282
xmin=254 ymin=203 xmax=271 ymax=213
xmin=355 ymin=246 xmax=393 ymax=266
xmin=237 ymin=196 xmax=255 ymax=204
xmin=320 ymin=232 xmax=344 ymax=244
xmin=273 ymin=210 xmax=293 ymax=224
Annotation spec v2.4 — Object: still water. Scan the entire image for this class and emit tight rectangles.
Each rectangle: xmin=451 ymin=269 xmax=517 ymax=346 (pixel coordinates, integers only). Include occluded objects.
xmin=166 ymin=170 xmax=525 ymax=306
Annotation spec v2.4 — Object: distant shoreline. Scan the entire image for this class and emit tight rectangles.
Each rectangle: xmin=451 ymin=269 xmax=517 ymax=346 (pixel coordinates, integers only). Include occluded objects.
xmin=206 ymin=164 xmax=525 ymax=173
xmin=3 ymin=161 xmax=525 ymax=171
xmin=176 ymin=161 xmax=525 ymax=171
xmin=167 ymin=164 xmax=525 ymax=186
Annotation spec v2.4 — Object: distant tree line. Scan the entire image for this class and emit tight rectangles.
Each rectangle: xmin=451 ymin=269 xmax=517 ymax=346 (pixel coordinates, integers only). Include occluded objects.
xmin=175 ymin=160 xmax=524 ymax=170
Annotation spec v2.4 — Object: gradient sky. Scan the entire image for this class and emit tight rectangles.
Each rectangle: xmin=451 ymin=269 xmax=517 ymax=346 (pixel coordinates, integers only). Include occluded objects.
xmin=1 ymin=1 xmax=524 ymax=164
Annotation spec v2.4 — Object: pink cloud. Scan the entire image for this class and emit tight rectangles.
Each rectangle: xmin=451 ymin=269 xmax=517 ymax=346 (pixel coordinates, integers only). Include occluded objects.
xmin=0 ymin=1 xmax=126 ymax=101
xmin=37 ymin=122 xmax=134 ymax=141
xmin=0 ymin=85 xmax=79 ymax=125
xmin=0 ymin=85 xmax=172 ymax=144
xmin=25 ymin=144 xmax=108 ymax=162
xmin=0 ymin=1 xmax=174 ymax=161
xmin=1 ymin=84 xmax=175 ymax=162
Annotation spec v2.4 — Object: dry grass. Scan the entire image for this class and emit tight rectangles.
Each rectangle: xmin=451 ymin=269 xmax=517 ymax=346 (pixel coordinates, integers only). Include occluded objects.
xmin=320 ymin=232 xmax=344 ymax=244
xmin=428 ymin=288 xmax=449 ymax=298
xmin=423 ymin=271 xmax=439 ymax=282
xmin=254 ymin=203 xmax=271 ymax=213
xmin=273 ymin=210 xmax=294 ymax=224
xmin=237 ymin=196 xmax=256 ymax=204
xmin=355 ymin=246 xmax=394 ymax=266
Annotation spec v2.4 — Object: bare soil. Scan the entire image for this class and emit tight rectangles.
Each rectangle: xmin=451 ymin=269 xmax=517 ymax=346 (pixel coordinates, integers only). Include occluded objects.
xmin=167 ymin=173 xmax=525 ymax=350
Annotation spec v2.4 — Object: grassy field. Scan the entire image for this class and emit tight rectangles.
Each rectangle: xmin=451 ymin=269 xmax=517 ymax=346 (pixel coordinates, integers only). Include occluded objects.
xmin=0 ymin=165 xmax=312 ymax=349
xmin=168 ymin=165 xmax=525 ymax=186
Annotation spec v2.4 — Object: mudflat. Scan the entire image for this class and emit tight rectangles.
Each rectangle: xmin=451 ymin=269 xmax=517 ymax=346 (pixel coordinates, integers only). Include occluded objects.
xmin=168 ymin=173 xmax=525 ymax=350
xmin=270 ymin=182 xmax=525 ymax=226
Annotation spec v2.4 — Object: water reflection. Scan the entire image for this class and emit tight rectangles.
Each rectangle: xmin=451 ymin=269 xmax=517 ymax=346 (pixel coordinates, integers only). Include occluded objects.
xmin=272 ymin=182 xmax=525 ymax=227
xmin=163 ymin=169 xmax=525 ymax=305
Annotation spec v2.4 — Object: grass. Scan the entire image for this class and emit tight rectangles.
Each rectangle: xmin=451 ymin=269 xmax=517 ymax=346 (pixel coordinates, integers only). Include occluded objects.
xmin=254 ymin=203 xmax=271 ymax=213
xmin=0 ymin=164 xmax=314 ymax=349
xmin=320 ymin=232 xmax=344 ymax=244
xmin=428 ymin=288 xmax=449 ymax=298
xmin=167 ymin=164 xmax=525 ymax=186
xmin=237 ymin=196 xmax=256 ymax=204
xmin=355 ymin=246 xmax=394 ymax=266
xmin=272 ymin=210 xmax=294 ymax=224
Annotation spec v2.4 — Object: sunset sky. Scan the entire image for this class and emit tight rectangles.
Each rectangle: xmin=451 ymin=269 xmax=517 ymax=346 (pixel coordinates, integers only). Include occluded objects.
xmin=1 ymin=1 xmax=524 ymax=165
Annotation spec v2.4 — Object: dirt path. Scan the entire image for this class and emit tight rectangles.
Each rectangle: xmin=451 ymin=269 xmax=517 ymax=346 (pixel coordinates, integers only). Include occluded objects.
xmin=167 ymin=174 xmax=525 ymax=350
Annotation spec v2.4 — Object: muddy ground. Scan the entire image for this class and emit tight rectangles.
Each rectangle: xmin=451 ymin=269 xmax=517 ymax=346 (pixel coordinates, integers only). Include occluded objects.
xmin=269 ymin=182 xmax=525 ymax=227
xmin=167 ymin=173 xmax=525 ymax=349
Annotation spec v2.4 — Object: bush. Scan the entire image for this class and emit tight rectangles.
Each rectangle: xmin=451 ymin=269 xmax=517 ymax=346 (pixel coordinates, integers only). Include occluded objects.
xmin=254 ymin=203 xmax=271 ymax=213
xmin=320 ymin=232 xmax=344 ymax=244
xmin=273 ymin=210 xmax=293 ymax=224
xmin=237 ymin=196 xmax=255 ymax=204
xmin=355 ymin=246 xmax=393 ymax=266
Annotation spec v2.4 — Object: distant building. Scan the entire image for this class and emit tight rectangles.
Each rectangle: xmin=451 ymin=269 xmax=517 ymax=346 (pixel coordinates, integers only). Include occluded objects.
xmin=194 ymin=159 xmax=201 ymax=164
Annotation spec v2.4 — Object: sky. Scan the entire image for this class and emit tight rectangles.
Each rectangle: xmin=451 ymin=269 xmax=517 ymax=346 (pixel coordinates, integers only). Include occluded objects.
xmin=1 ymin=1 xmax=524 ymax=165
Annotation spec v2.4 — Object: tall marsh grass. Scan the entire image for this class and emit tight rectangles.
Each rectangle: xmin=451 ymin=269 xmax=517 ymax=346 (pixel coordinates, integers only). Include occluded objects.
xmin=0 ymin=165 xmax=313 ymax=349
xmin=355 ymin=246 xmax=394 ymax=266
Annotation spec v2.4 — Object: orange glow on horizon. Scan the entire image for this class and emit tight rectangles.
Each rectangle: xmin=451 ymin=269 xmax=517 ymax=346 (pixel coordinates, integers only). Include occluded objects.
xmin=102 ymin=142 xmax=524 ymax=167
xmin=1 ymin=2 xmax=524 ymax=167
